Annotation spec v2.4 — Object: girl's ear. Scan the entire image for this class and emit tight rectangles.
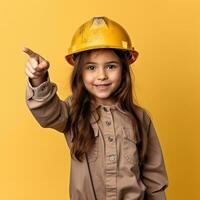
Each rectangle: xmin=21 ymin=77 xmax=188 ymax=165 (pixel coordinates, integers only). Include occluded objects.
xmin=128 ymin=50 xmax=139 ymax=64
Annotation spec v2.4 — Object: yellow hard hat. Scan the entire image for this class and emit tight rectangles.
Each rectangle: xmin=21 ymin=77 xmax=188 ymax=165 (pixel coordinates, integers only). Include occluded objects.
xmin=65 ymin=16 xmax=138 ymax=65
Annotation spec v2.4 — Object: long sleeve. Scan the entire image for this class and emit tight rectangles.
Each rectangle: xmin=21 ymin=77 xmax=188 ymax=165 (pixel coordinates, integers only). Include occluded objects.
xmin=141 ymin=112 xmax=169 ymax=200
xmin=25 ymin=74 xmax=72 ymax=133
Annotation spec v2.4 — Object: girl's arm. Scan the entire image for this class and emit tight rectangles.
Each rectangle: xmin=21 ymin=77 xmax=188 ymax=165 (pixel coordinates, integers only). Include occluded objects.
xmin=23 ymin=47 xmax=71 ymax=133
xmin=141 ymin=112 xmax=169 ymax=200
xmin=25 ymin=73 xmax=71 ymax=133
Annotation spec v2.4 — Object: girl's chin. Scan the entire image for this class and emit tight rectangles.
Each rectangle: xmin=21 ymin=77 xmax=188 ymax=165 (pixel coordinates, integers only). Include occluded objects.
xmin=94 ymin=95 xmax=110 ymax=100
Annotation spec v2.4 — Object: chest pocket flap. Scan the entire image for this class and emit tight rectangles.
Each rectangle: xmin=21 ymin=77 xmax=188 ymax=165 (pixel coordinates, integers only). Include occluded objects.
xmin=122 ymin=127 xmax=139 ymax=164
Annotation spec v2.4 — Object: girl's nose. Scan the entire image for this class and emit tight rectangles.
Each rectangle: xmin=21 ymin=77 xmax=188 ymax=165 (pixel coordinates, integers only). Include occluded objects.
xmin=97 ymin=68 xmax=108 ymax=80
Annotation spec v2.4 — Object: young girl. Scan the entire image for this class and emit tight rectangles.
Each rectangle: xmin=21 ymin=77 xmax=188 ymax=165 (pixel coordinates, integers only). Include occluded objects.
xmin=24 ymin=16 xmax=168 ymax=200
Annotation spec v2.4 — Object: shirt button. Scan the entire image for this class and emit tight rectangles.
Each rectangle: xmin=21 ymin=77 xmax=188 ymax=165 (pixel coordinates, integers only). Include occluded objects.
xmin=105 ymin=121 xmax=111 ymax=126
xmin=40 ymin=85 xmax=46 ymax=91
xmin=108 ymin=136 xmax=114 ymax=142
xmin=103 ymin=107 xmax=109 ymax=112
xmin=109 ymin=154 xmax=116 ymax=161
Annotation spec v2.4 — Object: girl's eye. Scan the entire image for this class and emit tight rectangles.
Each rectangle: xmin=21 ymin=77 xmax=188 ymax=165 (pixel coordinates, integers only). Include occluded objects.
xmin=86 ymin=65 xmax=96 ymax=70
xmin=106 ymin=64 xmax=116 ymax=70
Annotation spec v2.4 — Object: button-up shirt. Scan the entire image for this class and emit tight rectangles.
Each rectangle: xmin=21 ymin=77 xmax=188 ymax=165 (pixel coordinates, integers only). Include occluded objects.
xmin=25 ymin=77 xmax=168 ymax=200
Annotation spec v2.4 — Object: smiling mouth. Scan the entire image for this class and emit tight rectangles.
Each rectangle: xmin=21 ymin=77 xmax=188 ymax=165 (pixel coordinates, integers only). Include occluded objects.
xmin=94 ymin=83 xmax=111 ymax=89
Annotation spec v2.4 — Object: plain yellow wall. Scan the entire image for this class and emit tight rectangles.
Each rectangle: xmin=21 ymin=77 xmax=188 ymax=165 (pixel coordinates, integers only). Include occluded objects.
xmin=0 ymin=0 xmax=199 ymax=199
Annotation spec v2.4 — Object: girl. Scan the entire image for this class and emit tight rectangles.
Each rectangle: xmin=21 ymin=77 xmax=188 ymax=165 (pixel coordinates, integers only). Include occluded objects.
xmin=24 ymin=16 xmax=168 ymax=200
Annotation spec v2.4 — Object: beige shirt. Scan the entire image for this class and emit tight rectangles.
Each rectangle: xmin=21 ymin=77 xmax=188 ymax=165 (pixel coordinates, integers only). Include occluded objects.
xmin=25 ymin=77 xmax=168 ymax=200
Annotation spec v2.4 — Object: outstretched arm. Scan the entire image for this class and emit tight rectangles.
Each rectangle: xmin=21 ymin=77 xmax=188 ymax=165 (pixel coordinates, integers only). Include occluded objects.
xmin=23 ymin=47 xmax=71 ymax=133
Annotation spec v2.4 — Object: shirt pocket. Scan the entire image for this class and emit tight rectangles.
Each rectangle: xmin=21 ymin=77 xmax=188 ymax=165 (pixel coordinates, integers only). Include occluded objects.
xmin=122 ymin=127 xmax=139 ymax=165
xmin=87 ymin=128 xmax=99 ymax=163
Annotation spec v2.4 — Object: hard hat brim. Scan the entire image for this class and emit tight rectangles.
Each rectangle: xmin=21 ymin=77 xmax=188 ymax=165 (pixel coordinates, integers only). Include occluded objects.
xmin=65 ymin=47 xmax=138 ymax=66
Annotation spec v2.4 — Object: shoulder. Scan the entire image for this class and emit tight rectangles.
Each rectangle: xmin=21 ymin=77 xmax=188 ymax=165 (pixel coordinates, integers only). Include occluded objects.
xmin=64 ymin=95 xmax=73 ymax=106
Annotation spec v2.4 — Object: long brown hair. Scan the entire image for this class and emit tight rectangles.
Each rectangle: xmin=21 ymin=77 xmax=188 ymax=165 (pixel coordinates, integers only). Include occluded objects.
xmin=65 ymin=48 xmax=148 ymax=165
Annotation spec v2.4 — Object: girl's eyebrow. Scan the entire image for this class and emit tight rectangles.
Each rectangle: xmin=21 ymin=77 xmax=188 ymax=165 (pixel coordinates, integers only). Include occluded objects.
xmin=84 ymin=61 xmax=120 ymax=64
xmin=105 ymin=61 xmax=120 ymax=64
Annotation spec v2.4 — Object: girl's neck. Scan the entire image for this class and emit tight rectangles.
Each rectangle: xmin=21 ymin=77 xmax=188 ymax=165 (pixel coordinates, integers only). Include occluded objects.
xmin=92 ymin=97 xmax=118 ymax=106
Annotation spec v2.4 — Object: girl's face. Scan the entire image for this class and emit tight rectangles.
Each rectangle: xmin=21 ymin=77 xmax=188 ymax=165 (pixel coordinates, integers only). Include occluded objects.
xmin=82 ymin=49 xmax=122 ymax=105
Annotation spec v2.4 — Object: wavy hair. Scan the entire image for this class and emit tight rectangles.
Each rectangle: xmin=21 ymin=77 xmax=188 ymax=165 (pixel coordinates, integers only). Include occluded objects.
xmin=65 ymin=48 xmax=148 ymax=165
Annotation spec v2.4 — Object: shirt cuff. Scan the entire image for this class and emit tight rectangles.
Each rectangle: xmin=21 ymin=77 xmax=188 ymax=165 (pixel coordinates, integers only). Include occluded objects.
xmin=26 ymin=73 xmax=53 ymax=101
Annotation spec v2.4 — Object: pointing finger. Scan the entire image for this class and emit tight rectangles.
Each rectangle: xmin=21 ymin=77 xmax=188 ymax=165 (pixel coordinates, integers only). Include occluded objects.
xmin=22 ymin=47 xmax=39 ymax=58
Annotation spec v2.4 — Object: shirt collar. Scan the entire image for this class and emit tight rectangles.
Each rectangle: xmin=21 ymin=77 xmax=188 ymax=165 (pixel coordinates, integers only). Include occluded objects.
xmin=90 ymin=100 xmax=128 ymax=115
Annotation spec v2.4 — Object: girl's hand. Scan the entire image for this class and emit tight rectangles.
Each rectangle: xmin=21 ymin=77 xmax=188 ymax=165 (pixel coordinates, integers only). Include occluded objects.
xmin=23 ymin=47 xmax=50 ymax=87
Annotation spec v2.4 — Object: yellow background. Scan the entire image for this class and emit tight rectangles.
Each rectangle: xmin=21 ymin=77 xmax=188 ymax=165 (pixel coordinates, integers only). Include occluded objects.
xmin=0 ymin=0 xmax=199 ymax=199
